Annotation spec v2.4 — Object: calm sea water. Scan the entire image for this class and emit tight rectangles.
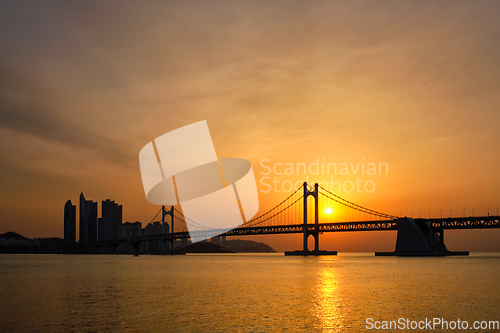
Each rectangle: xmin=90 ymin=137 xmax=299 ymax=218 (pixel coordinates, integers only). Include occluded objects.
xmin=0 ymin=253 xmax=499 ymax=332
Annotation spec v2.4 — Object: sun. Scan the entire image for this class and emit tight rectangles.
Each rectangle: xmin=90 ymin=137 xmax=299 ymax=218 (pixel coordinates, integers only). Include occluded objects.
xmin=325 ymin=208 xmax=333 ymax=215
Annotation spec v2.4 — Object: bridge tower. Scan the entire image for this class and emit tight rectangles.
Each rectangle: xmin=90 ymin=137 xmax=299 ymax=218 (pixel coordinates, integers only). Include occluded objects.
xmin=161 ymin=205 xmax=174 ymax=254
xmin=303 ymin=182 xmax=319 ymax=252
xmin=285 ymin=182 xmax=337 ymax=256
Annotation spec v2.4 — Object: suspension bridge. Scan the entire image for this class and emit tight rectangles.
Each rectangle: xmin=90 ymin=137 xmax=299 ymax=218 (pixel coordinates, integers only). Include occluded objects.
xmin=126 ymin=182 xmax=500 ymax=256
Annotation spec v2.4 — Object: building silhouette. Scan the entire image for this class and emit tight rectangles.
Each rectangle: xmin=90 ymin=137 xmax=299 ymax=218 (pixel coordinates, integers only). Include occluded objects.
xmin=117 ymin=222 xmax=142 ymax=239
xmin=79 ymin=193 xmax=97 ymax=243
xmin=143 ymin=221 xmax=162 ymax=252
xmin=98 ymin=199 xmax=122 ymax=241
xmin=64 ymin=200 xmax=76 ymax=247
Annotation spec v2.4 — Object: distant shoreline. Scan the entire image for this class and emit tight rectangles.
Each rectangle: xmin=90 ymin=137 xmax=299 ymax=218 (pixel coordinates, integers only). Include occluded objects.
xmin=0 ymin=232 xmax=277 ymax=254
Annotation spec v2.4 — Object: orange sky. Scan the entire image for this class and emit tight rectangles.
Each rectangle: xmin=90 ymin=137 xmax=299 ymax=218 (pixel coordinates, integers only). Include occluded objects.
xmin=1 ymin=0 xmax=499 ymax=251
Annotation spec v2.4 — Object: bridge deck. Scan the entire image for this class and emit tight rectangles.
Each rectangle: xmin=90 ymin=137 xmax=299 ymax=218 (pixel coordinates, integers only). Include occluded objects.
xmin=130 ymin=216 xmax=500 ymax=242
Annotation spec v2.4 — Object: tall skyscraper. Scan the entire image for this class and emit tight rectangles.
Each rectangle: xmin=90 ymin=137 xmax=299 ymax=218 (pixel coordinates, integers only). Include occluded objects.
xmin=98 ymin=199 xmax=122 ymax=241
xmin=79 ymin=193 xmax=97 ymax=243
xmin=64 ymin=199 xmax=76 ymax=247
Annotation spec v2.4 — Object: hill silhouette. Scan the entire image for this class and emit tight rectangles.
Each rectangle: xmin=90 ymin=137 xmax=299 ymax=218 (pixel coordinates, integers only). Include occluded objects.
xmin=0 ymin=232 xmax=27 ymax=240
xmin=176 ymin=239 xmax=275 ymax=254
xmin=177 ymin=242 xmax=234 ymax=254
xmin=215 ymin=239 xmax=275 ymax=253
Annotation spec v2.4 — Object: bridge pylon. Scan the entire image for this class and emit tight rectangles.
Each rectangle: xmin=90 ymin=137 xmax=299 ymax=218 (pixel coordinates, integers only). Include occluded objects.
xmin=285 ymin=182 xmax=337 ymax=256
xmin=161 ymin=205 xmax=174 ymax=254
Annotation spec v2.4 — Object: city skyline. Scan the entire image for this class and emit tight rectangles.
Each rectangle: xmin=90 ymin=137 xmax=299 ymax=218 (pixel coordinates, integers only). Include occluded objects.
xmin=1 ymin=0 xmax=500 ymax=252
xmin=60 ymin=191 xmax=182 ymax=254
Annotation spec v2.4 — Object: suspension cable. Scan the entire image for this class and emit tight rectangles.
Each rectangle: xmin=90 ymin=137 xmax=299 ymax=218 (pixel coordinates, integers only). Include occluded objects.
xmin=243 ymin=195 xmax=304 ymax=228
xmin=241 ymin=184 xmax=303 ymax=226
xmin=318 ymin=185 xmax=394 ymax=219
xmin=173 ymin=207 xmax=211 ymax=230
xmin=147 ymin=208 xmax=162 ymax=224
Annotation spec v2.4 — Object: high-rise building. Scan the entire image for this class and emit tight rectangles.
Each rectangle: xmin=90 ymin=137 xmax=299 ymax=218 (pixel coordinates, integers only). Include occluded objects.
xmin=99 ymin=199 xmax=122 ymax=240
xmin=116 ymin=221 xmax=142 ymax=239
xmin=131 ymin=222 xmax=142 ymax=237
xmin=79 ymin=193 xmax=97 ymax=243
xmin=143 ymin=221 xmax=162 ymax=252
xmin=64 ymin=200 xmax=76 ymax=247
xmin=98 ymin=214 xmax=114 ymax=241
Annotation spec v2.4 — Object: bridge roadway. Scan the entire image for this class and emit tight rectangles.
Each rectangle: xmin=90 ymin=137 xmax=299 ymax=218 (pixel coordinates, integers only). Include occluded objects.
xmin=131 ymin=215 xmax=500 ymax=243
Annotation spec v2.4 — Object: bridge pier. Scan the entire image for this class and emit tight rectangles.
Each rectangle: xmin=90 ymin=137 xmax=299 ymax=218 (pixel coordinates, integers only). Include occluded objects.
xmin=376 ymin=218 xmax=468 ymax=256
xmin=285 ymin=182 xmax=337 ymax=256
xmin=132 ymin=240 xmax=140 ymax=255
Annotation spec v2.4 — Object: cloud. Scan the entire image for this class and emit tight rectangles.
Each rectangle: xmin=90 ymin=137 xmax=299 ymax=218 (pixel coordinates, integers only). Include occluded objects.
xmin=0 ymin=68 xmax=132 ymax=165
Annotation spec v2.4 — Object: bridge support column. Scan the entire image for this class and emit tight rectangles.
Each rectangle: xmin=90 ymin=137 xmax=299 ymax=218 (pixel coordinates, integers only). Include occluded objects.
xmin=132 ymin=241 xmax=140 ymax=255
xmin=437 ymin=229 xmax=444 ymax=246
xmin=429 ymin=223 xmax=434 ymax=250
xmin=302 ymin=182 xmax=317 ymax=252
xmin=161 ymin=206 xmax=174 ymax=254
xmin=376 ymin=218 xmax=468 ymax=256
xmin=286 ymin=182 xmax=336 ymax=256
xmin=314 ymin=233 xmax=319 ymax=252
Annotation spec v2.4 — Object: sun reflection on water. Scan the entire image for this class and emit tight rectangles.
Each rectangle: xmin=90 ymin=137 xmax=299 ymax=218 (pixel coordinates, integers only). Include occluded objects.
xmin=312 ymin=266 xmax=344 ymax=332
